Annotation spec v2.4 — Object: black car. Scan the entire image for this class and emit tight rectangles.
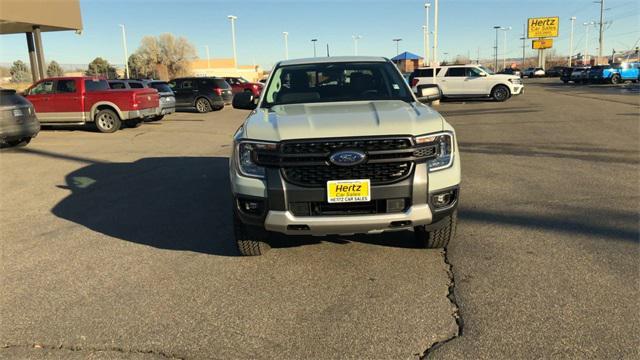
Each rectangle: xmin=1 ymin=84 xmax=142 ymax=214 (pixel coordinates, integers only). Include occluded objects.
xmin=168 ymin=77 xmax=232 ymax=113
xmin=0 ymin=88 xmax=40 ymax=147
xmin=545 ymin=66 xmax=566 ymax=77
xmin=560 ymin=67 xmax=576 ymax=83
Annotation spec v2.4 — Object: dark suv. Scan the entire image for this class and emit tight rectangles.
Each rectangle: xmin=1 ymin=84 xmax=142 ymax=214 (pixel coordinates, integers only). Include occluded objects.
xmin=169 ymin=77 xmax=232 ymax=113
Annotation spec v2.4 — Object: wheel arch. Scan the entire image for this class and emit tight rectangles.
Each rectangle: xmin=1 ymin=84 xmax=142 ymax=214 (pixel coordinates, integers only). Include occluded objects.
xmin=90 ymin=102 xmax=123 ymax=122
xmin=491 ymin=83 xmax=511 ymax=96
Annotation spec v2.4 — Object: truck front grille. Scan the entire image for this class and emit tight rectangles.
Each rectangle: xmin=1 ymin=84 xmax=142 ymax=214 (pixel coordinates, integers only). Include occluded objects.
xmin=254 ymin=136 xmax=437 ymax=188
xmin=289 ymin=198 xmax=409 ymax=216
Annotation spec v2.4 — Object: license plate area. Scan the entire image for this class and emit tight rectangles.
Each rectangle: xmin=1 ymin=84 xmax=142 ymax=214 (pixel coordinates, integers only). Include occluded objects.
xmin=327 ymin=179 xmax=371 ymax=203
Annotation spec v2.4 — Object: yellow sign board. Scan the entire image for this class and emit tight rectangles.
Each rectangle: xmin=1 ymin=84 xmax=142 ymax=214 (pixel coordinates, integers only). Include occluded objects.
xmin=528 ymin=17 xmax=559 ymax=38
xmin=532 ymin=39 xmax=554 ymax=49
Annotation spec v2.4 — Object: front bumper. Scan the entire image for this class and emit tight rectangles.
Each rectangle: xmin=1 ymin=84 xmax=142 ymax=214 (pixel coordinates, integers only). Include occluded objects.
xmin=0 ymin=116 xmax=40 ymax=141
xmin=511 ymin=84 xmax=524 ymax=95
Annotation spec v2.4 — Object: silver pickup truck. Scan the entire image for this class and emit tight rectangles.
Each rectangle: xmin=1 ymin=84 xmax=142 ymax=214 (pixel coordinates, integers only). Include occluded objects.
xmin=230 ymin=56 xmax=460 ymax=256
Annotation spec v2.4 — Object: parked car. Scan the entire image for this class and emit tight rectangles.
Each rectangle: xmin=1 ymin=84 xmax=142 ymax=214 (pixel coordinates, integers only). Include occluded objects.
xmin=108 ymin=79 xmax=176 ymax=121
xmin=560 ymin=67 xmax=576 ymax=83
xmin=0 ymin=88 xmax=40 ymax=147
xmin=522 ymin=67 xmax=545 ymax=78
xmin=409 ymin=64 xmax=523 ymax=102
xmin=570 ymin=67 xmax=591 ymax=83
xmin=230 ymin=56 xmax=459 ymax=256
xmin=590 ymin=62 xmax=640 ymax=84
xmin=223 ymin=77 xmax=264 ymax=97
xmin=25 ymin=77 xmax=159 ymax=133
xmin=545 ymin=66 xmax=565 ymax=77
xmin=169 ymin=77 xmax=232 ymax=113
xmin=498 ymin=68 xmax=522 ymax=77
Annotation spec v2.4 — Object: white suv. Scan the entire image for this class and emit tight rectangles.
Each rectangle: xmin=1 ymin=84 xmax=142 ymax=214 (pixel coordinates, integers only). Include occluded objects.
xmin=409 ymin=64 xmax=524 ymax=102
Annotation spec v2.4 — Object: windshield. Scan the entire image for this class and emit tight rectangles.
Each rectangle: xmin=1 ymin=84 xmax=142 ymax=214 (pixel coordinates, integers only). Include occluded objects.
xmin=237 ymin=77 xmax=248 ymax=83
xmin=261 ymin=61 xmax=413 ymax=108
xmin=149 ymin=82 xmax=173 ymax=93
xmin=478 ymin=65 xmax=494 ymax=75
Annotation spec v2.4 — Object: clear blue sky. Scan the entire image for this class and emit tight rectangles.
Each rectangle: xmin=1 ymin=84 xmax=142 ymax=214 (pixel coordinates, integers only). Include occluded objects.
xmin=0 ymin=0 xmax=638 ymax=69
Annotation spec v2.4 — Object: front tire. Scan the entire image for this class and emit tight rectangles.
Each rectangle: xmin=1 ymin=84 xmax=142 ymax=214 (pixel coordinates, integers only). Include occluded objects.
xmin=94 ymin=109 xmax=121 ymax=133
xmin=234 ymin=214 xmax=270 ymax=256
xmin=491 ymin=85 xmax=510 ymax=102
xmin=195 ymin=98 xmax=212 ymax=113
xmin=4 ymin=137 xmax=31 ymax=147
xmin=414 ymin=211 xmax=457 ymax=249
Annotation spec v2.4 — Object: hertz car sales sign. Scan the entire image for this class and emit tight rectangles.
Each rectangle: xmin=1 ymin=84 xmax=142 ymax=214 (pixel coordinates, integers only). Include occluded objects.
xmin=528 ymin=17 xmax=559 ymax=38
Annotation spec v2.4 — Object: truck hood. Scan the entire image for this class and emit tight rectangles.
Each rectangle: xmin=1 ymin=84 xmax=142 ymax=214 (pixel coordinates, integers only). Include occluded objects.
xmin=493 ymin=74 xmax=519 ymax=81
xmin=243 ymin=100 xmax=444 ymax=142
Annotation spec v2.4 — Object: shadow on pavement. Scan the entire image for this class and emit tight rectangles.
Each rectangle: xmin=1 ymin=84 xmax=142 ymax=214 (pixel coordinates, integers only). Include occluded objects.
xmin=49 ymin=155 xmax=424 ymax=256
xmin=459 ymin=142 xmax=639 ymax=165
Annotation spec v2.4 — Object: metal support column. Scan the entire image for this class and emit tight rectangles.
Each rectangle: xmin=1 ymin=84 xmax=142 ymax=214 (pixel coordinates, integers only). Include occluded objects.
xmin=33 ymin=26 xmax=46 ymax=79
xmin=25 ymin=32 xmax=39 ymax=82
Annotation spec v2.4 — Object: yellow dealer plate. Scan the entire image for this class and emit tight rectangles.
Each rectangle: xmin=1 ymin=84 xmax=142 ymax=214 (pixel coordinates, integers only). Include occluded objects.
xmin=327 ymin=179 xmax=371 ymax=203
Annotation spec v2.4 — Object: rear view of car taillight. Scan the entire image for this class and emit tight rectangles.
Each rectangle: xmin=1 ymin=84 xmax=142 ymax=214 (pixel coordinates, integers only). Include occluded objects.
xmin=214 ymin=88 xmax=222 ymax=96
xmin=132 ymin=93 xmax=139 ymax=108
xmin=411 ymin=78 xmax=419 ymax=87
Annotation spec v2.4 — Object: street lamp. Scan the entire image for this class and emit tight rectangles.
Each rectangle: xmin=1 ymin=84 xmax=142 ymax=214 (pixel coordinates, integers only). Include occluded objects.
xmin=352 ymin=35 xmax=362 ymax=56
xmin=583 ymin=21 xmax=595 ymax=65
xmin=227 ymin=15 xmax=238 ymax=68
xmin=283 ymin=32 xmax=289 ymax=60
xmin=118 ymin=24 xmax=129 ymax=79
xmin=311 ymin=38 xmax=318 ymax=57
xmin=493 ymin=25 xmax=502 ymax=71
xmin=424 ymin=3 xmax=431 ymax=66
xmin=392 ymin=38 xmax=402 ymax=56
xmin=568 ymin=16 xmax=576 ymax=66
xmin=500 ymin=26 xmax=512 ymax=71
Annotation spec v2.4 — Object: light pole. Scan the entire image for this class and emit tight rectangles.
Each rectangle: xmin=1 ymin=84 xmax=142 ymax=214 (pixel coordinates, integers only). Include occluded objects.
xmin=311 ymin=38 xmax=318 ymax=57
xmin=227 ymin=15 xmax=238 ymax=68
xmin=352 ymin=35 xmax=362 ymax=55
xmin=392 ymin=38 xmax=402 ymax=56
xmin=493 ymin=25 xmax=502 ymax=71
xmin=118 ymin=24 xmax=129 ymax=79
xmin=443 ymin=52 xmax=449 ymax=63
xmin=501 ymin=26 xmax=511 ymax=70
xmin=424 ymin=3 xmax=431 ymax=66
xmin=204 ymin=45 xmax=210 ymax=68
xmin=569 ymin=16 xmax=576 ymax=66
xmin=283 ymin=32 xmax=289 ymax=60
xmin=583 ymin=21 xmax=595 ymax=65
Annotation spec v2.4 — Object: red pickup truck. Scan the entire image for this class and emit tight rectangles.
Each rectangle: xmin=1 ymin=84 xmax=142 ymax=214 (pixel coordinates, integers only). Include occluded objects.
xmin=25 ymin=77 xmax=159 ymax=133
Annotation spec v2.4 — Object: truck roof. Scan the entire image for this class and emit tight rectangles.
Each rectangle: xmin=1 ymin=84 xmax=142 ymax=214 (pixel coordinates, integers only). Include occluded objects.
xmin=278 ymin=56 xmax=388 ymax=66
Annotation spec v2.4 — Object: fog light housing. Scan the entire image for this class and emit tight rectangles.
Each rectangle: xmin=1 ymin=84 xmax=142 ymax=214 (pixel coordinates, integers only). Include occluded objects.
xmin=431 ymin=189 xmax=456 ymax=209
xmin=237 ymin=198 xmax=265 ymax=216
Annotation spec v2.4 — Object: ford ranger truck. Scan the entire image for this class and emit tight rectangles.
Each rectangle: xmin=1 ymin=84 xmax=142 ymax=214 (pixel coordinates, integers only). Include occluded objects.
xmin=231 ymin=56 xmax=460 ymax=256
xmin=25 ymin=77 xmax=159 ymax=133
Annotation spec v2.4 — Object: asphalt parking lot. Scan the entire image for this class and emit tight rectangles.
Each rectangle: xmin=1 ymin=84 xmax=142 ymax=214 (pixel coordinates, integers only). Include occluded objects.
xmin=1 ymin=79 xmax=638 ymax=359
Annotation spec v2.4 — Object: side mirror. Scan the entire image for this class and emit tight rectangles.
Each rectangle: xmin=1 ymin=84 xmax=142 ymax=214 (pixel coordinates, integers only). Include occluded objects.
xmin=416 ymin=84 xmax=441 ymax=103
xmin=232 ymin=92 xmax=257 ymax=110
xmin=479 ymin=72 xmax=487 ymax=77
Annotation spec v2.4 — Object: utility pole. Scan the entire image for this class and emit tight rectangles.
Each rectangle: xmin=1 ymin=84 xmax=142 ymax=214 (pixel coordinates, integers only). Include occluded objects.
xmin=352 ymin=35 xmax=362 ymax=56
xmin=326 ymin=43 xmax=330 ymax=57
xmin=311 ymin=38 xmax=318 ymax=57
xmin=569 ymin=16 xmax=576 ymax=66
xmin=493 ymin=25 xmax=502 ymax=71
xmin=477 ymin=47 xmax=480 ymax=64
xmin=204 ymin=45 xmax=210 ymax=68
xmin=118 ymin=24 xmax=129 ymax=79
xmin=392 ymin=38 xmax=402 ymax=56
xmin=283 ymin=32 xmax=289 ymax=60
xmin=424 ymin=3 xmax=431 ymax=66
xmin=227 ymin=15 xmax=238 ymax=68
xmin=597 ymin=0 xmax=605 ymax=63
xmin=432 ymin=0 xmax=439 ymax=85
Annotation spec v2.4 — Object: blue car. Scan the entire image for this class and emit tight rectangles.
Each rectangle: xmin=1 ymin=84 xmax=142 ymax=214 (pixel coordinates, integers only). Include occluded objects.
xmin=588 ymin=62 xmax=639 ymax=84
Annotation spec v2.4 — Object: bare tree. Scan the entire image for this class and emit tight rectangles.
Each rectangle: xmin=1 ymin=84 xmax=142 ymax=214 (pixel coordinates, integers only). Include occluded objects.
xmin=47 ymin=60 xmax=65 ymax=77
xmin=129 ymin=33 xmax=196 ymax=80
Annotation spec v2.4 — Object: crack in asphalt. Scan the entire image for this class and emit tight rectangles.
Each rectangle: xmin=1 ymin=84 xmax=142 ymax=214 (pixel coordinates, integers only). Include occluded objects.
xmin=421 ymin=248 xmax=463 ymax=359
xmin=0 ymin=343 xmax=185 ymax=359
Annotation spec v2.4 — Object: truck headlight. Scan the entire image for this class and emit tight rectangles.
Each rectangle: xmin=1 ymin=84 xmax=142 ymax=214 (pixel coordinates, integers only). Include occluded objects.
xmin=235 ymin=141 xmax=277 ymax=178
xmin=415 ymin=132 xmax=454 ymax=171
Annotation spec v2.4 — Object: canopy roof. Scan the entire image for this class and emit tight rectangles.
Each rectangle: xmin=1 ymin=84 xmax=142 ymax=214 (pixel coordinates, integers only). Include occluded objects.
xmin=0 ymin=0 xmax=82 ymax=34
xmin=391 ymin=52 xmax=423 ymax=61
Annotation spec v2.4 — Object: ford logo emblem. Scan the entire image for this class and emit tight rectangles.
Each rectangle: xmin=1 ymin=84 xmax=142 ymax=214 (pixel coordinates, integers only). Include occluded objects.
xmin=329 ymin=150 xmax=367 ymax=166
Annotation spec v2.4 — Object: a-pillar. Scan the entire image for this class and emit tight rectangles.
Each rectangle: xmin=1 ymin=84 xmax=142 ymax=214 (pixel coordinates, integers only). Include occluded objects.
xmin=32 ymin=26 xmax=45 ymax=80
xmin=25 ymin=32 xmax=39 ymax=82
